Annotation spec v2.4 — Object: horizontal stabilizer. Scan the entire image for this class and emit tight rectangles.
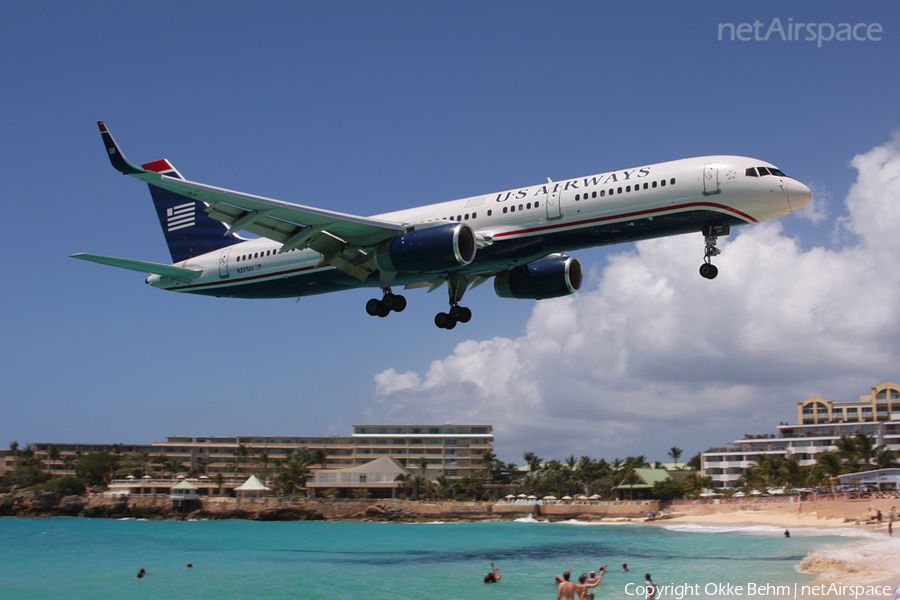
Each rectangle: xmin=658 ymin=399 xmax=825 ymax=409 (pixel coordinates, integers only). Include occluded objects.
xmin=70 ymin=253 xmax=201 ymax=279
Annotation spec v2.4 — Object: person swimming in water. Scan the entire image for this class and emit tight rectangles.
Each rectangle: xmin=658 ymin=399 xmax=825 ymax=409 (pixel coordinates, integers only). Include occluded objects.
xmin=482 ymin=562 xmax=502 ymax=584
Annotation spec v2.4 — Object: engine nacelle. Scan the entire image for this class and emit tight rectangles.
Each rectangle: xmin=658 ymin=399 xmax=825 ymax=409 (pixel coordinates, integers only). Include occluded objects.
xmin=494 ymin=255 xmax=584 ymax=299
xmin=374 ymin=223 xmax=477 ymax=273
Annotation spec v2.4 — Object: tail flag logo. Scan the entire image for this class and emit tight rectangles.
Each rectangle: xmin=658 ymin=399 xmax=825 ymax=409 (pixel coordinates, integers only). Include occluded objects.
xmin=166 ymin=202 xmax=195 ymax=232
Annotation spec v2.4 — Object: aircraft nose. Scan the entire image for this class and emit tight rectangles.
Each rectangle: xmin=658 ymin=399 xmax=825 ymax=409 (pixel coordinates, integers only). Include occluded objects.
xmin=786 ymin=179 xmax=812 ymax=212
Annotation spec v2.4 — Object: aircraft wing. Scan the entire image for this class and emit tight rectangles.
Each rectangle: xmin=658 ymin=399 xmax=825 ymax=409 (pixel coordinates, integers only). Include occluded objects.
xmin=98 ymin=122 xmax=406 ymax=280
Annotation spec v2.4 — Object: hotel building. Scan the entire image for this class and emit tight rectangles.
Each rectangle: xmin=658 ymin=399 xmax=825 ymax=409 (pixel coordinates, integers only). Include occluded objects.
xmin=1 ymin=423 xmax=492 ymax=482
xmin=702 ymin=382 xmax=900 ymax=489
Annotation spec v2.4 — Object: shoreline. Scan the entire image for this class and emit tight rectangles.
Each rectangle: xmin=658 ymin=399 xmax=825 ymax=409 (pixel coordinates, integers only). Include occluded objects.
xmin=649 ymin=510 xmax=900 ymax=600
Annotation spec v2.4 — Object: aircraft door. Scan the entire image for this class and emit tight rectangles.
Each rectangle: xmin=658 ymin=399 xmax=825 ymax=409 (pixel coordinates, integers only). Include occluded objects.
xmin=545 ymin=185 xmax=562 ymax=219
xmin=703 ymin=162 xmax=720 ymax=195
xmin=219 ymin=248 xmax=231 ymax=278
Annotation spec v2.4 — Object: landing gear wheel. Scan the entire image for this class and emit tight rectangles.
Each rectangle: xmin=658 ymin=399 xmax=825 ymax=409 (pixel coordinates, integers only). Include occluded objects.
xmin=435 ymin=312 xmax=457 ymax=329
xmin=366 ymin=298 xmax=384 ymax=316
xmin=449 ymin=305 xmax=472 ymax=323
xmin=391 ymin=294 xmax=407 ymax=312
xmin=367 ymin=292 xmax=407 ymax=317
xmin=699 ymin=263 xmax=719 ymax=280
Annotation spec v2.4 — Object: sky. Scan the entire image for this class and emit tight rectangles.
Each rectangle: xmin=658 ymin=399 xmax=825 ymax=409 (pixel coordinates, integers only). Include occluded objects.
xmin=2 ymin=1 xmax=899 ymax=466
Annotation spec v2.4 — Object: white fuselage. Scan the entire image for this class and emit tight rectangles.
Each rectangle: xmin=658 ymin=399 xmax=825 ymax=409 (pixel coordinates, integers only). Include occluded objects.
xmin=148 ymin=155 xmax=809 ymax=298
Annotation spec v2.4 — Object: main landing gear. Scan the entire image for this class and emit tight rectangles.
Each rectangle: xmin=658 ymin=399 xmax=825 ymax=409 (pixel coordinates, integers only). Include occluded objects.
xmin=434 ymin=276 xmax=472 ymax=330
xmin=699 ymin=224 xmax=729 ymax=280
xmin=365 ymin=289 xmax=407 ymax=318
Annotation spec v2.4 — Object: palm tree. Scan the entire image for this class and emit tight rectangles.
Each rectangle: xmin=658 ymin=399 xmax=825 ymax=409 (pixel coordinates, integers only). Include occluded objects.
xmin=47 ymin=446 xmax=61 ymax=474
xmin=62 ymin=454 xmax=75 ymax=476
xmin=416 ymin=456 xmax=429 ymax=480
xmin=668 ymin=447 xmax=683 ymax=469
xmin=814 ymin=452 xmax=844 ymax=489
xmin=623 ymin=468 xmax=640 ymax=500
xmin=522 ymin=452 xmax=542 ymax=474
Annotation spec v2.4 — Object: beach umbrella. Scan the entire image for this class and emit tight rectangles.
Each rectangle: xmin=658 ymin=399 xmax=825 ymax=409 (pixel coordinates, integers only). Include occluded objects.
xmin=562 ymin=496 xmax=573 ymax=501
xmin=769 ymin=488 xmax=784 ymax=495
xmin=126 ymin=475 xmax=135 ymax=480
xmin=544 ymin=495 xmax=557 ymax=500
xmin=527 ymin=495 xmax=537 ymax=499
xmin=142 ymin=475 xmax=152 ymax=479
xmin=589 ymin=495 xmax=600 ymax=500
xmin=733 ymin=491 xmax=745 ymax=497
xmin=517 ymin=494 xmax=527 ymax=498
xmin=750 ymin=489 xmax=762 ymax=495
xmin=505 ymin=494 xmax=516 ymax=499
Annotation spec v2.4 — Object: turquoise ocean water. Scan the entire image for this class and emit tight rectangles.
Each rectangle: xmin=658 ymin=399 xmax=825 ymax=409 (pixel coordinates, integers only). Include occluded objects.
xmin=0 ymin=516 xmax=888 ymax=599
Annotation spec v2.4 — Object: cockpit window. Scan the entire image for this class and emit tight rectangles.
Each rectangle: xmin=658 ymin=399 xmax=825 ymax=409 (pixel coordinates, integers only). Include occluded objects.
xmin=748 ymin=166 xmax=789 ymax=177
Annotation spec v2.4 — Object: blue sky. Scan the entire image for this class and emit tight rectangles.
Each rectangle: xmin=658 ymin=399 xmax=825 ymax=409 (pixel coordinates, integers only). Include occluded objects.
xmin=2 ymin=1 xmax=899 ymax=464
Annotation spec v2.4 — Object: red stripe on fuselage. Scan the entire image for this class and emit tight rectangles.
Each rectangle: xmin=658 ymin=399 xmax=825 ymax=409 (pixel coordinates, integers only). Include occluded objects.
xmin=492 ymin=201 xmax=756 ymax=240
xmin=168 ymin=201 xmax=755 ymax=292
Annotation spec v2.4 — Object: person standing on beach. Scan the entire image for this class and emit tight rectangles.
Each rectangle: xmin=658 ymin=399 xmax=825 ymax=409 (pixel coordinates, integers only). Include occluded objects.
xmin=557 ymin=564 xmax=606 ymax=600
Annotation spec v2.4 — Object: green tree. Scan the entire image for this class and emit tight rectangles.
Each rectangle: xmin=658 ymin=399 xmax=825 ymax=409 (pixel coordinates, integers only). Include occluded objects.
xmin=668 ymin=447 xmax=683 ymax=469
xmin=75 ymin=451 xmax=120 ymax=487
xmin=651 ymin=479 xmax=684 ymax=501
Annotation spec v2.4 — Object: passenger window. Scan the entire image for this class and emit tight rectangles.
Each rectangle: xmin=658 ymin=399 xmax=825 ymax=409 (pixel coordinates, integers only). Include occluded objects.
xmin=626 ymin=185 xmax=631 ymax=192
xmin=575 ymin=194 xmax=580 ymax=201
xmin=534 ymin=201 xmax=539 ymax=208
xmin=617 ymin=187 xmax=622 ymax=194
xmin=457 ymin=215 xmax=462 ymax=221
xmin=592 ymin=191 xmax=597 ymax=198
xmin=518 ymin=204 xmax=523 ymax=211
xmin=660 ymin=180 xmax=666 ymax=186
xmin=526 ymin=203 xmax=531 ymax=209
xmin=600 ymin=190 xmax=605 ymax=197
xmin=609 ymin=188 xmax=614 ymax=195
xmin=670 ymin=178 xmax=676 ymax=185
xmin=464 ymin=213 xmax=469 ymax=220
xmin=503 ymin=207 xmax=508 ymax=214
xmin=643 ymin=183 xmax=648 ymax=190
xmin=473 ymin=212 xmax=477 ymax=218
xmin=652 ymin=181 xmax=657 ymax=188
xmin=511 ymin=206 xmax=515 ymax=212
xmin=487 ymin=210 xmax=492 ymax=216
xmin=745 ymin=167 xmax=758 ymax=177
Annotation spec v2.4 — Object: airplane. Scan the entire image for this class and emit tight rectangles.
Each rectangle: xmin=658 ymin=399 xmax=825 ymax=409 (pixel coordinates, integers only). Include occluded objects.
xmin=73 ymin=122 xmax=812 ymax=329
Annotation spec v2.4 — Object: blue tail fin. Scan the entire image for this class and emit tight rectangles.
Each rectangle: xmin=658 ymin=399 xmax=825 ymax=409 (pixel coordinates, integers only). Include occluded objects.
xmin=141 ymin=159 xmax=242 ymax=263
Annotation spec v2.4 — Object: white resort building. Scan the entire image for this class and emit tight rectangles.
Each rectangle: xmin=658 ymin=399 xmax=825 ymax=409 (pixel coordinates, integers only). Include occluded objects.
xmin=702 ymin=382 xmax=900 ymax=489
xmin=1 ymin=423 xmax=493 ymax=497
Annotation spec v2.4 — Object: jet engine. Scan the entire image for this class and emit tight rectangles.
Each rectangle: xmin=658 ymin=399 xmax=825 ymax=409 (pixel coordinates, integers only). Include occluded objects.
xmin=374 ymin=223 xmax=477 ymax=273
xmin=494 ymin=255 xmax=584 ymax=299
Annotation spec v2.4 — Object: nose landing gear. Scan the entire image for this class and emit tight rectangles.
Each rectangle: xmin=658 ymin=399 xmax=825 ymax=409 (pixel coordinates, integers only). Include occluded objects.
xmin=699 ymin=224 xmax=729 ymax=280
xmin=365 ymin=289 xmax=407 ymax=318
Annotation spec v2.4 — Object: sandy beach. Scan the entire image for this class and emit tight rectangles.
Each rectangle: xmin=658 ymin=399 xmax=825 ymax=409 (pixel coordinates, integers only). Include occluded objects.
xmin=649 ymin=508 xmax=900 ymax=600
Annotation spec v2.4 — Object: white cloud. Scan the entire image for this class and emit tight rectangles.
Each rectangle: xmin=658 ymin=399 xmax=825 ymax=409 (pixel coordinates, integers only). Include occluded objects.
xmin=370 ymin=136 xmax=900 ymax=464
